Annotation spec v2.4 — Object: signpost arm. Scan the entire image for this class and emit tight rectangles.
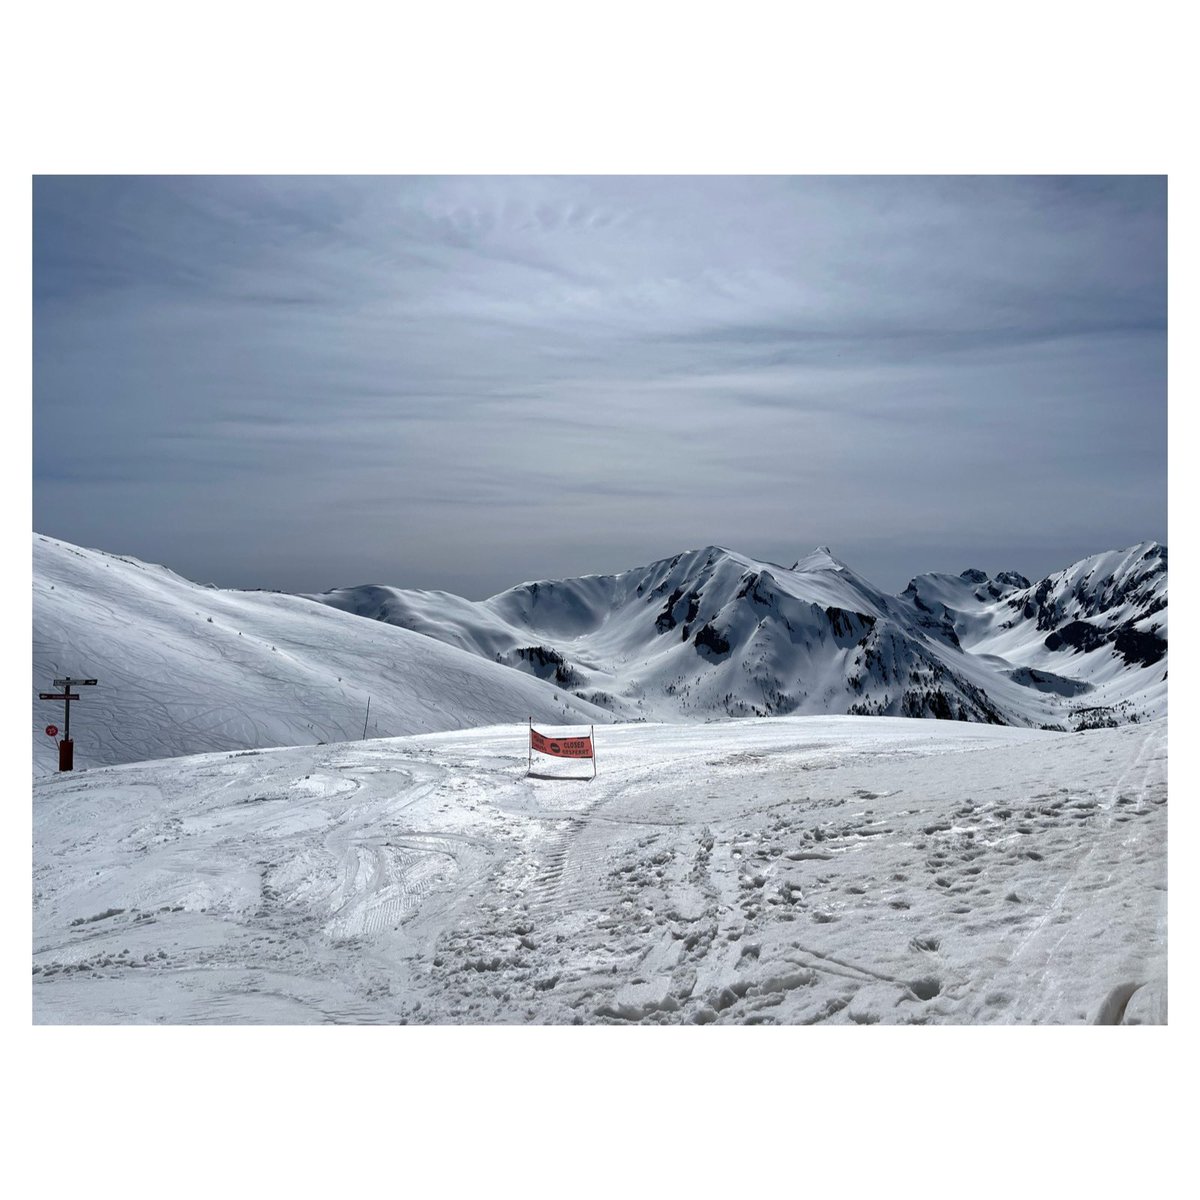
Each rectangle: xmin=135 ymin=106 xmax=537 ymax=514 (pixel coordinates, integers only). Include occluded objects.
xmin=42 ymin=678 xmax=96 ymax=772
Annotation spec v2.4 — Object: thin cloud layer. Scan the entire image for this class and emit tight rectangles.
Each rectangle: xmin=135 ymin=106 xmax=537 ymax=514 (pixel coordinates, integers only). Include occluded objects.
xmin=33 ymin=176 xmax=1166 ymax=596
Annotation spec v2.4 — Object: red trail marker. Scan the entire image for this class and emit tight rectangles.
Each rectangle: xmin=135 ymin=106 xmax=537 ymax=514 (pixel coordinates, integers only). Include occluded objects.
xmin=38 ymin=677 xmax=98 ymax=771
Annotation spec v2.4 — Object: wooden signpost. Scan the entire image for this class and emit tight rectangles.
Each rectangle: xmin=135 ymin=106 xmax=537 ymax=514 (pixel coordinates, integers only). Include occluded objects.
xmin=39 ymin=677 xmax=98 ymax=771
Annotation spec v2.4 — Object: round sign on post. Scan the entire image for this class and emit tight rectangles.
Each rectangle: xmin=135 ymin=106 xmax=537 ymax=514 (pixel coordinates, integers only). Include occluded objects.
xmin=45 ymin=725 xmax=59 ymax=738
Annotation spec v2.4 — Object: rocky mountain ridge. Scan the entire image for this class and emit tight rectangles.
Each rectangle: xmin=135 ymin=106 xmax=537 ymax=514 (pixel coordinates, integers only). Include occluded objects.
xmin=313 ymin=541 xmax=1167 ymax=731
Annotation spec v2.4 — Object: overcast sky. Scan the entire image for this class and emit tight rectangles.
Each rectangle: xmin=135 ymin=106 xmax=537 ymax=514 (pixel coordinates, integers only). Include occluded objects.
xmin=33 ymin=175 xmax=1166 ymax=598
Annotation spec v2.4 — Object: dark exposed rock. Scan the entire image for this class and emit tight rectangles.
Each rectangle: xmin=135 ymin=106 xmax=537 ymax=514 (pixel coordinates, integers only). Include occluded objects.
xmin=908 ymin=599 xmax=961 ymax=649
xmin=1007 ymin=666 xmax=1093 ymax=697
xmin=736 ymin=572 xmax=776 ymax=608
xmin=693 ymin=622 xmax=731 ymax=658
xmin=1041 ymin=617 xmax=1166 ymax=669
xmin=1141 ymin=595 xmax=1168 ymax=619
xmin=1113 ymin=627 xmax=1167 ymax=668
xmin=655 ymin=587 xmax=684 ymax=633
xmin=1011 ymin=547 xmax=1166 ymax=633
xmin=995 ymin=570 xmax=1031 ymax=590
xmin=1044 ymin=620 xmax=1109 ymax=655
xmin=825 ymin=606 xmax=875 ymax=641
xmin=507 ymin=645 xmax=580 ymax=688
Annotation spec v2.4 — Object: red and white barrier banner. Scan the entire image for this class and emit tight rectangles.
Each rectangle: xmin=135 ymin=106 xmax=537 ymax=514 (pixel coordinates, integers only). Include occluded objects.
xmin=530 ymin=728 xmax=593 ymax=759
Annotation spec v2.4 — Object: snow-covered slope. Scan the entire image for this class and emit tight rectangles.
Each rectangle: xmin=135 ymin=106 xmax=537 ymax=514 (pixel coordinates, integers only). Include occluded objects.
xmin=33 ymin=533 xmax=1165 ymax=776
xmin=32 ymin=535 xmax=609 ymax=775
xmin=32 ymin=715 xmax=1168 ymax=1025
xmin=900 ymin=543 xmax=1167 ymax=728
xmin=313 ymin=543 xmax=1167 ymax=732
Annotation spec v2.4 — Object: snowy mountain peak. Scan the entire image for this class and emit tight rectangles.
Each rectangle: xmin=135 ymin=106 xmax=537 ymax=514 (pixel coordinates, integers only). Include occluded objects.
xmin=34 ymin=533 xmax=1168 ymax=778
xmin=794 ymin=545 xmax=844 ymax=572
xmin=995 ymin=570 xmax=1032 ymax=591
xmin=313 ymin=539 xmax=1166 ymax=733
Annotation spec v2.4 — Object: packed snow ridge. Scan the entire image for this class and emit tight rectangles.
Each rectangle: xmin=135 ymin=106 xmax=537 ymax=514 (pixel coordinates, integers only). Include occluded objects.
xmin=312 ymin=541 xmax=1167 ymax=733
xmin=33 ymin=535 xmax=1165 ymax=774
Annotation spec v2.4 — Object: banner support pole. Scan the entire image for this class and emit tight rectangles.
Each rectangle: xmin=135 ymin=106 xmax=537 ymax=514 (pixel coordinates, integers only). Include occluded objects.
xmin=527 ymin=720 xmax=595 ymax=780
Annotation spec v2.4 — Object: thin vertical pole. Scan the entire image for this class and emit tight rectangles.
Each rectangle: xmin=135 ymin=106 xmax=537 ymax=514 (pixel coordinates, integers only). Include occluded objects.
xmin=362 ymin=696 xmax=371 ymax=740
xmin=591 ymin=724 xmax=596 ymax=779
xmin=527 ymin=717 xmax=532 ymax=775
xmin=64 ymin=695 xmax=71 ymax=743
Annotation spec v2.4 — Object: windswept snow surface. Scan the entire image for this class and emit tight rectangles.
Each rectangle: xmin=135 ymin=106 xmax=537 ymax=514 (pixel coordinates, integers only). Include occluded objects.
xmin=33 ymin=716 xmax=1166 ymax=1025
xmin=32 ymin=535 xmax=609 ymax=776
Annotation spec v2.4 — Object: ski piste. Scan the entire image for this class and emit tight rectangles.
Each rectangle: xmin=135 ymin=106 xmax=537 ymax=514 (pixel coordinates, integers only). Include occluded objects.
xmin=32 ymin=715 xmax=1167 ymax=1025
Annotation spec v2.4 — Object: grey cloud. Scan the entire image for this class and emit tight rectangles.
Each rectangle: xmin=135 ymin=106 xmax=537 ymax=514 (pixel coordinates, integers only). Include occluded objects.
xmin=34 ymin=176 xmax=1166 ymax=598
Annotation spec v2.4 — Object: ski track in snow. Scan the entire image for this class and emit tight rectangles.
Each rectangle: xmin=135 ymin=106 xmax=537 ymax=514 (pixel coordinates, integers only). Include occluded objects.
xmin=32 ymin=716 xmax=1167 ymax=1025
xmin=33 ymin=534 xmax=611 ymax=778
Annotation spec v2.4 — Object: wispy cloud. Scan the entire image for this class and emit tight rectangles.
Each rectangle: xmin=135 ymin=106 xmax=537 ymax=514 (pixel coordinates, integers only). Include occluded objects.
xmin=33 ymin=176 xmax=1166 ymax=595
